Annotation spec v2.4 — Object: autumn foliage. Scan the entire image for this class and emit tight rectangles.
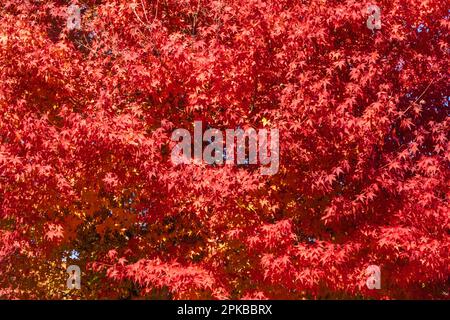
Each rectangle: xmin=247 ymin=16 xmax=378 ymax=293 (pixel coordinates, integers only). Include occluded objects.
xmin=0 ymin=0 xmax=449 ymax=299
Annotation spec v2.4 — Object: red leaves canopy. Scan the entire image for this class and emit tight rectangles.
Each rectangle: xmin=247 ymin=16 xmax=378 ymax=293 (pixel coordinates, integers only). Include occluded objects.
xmin=0 ymin=0 xmax=448 ymax=299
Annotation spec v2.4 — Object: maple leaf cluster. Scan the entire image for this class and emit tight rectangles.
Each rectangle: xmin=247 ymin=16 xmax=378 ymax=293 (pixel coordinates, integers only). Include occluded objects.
xmin=0 ymin=0 xmax=448 ymax=299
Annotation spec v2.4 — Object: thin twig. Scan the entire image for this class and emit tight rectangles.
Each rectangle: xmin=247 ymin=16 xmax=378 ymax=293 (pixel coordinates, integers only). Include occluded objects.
xmin=192 ymin=0 xmax=201 ymax=35
xmin=152 ymin=0 xmax=159 ymax=25
xmin=402 ymin=78 xmax=435 ymax=115
xmin=140 ymin=0 xmax=149 ymax=23
xmin=132 ymin=5 xmax=151 ymax=29
xmin=74 ymin=39 xmax=97 ymax=55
